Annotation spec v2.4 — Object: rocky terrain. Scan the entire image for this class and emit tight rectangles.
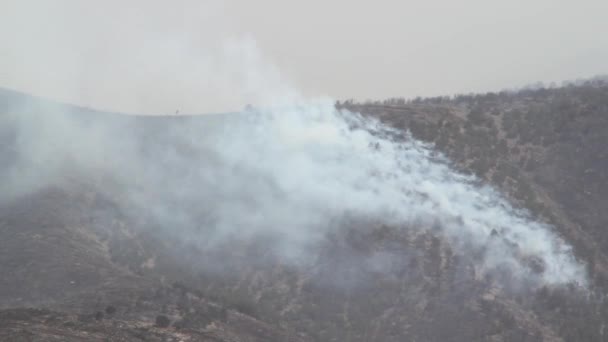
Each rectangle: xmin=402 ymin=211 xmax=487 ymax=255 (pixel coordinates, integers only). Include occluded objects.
xmin=1 ymin=79 xmax=608 ymax=341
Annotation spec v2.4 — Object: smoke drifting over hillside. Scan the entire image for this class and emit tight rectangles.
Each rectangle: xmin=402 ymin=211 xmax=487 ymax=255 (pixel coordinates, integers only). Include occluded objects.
xmin=0 ymin=1 xmax=587 ymax=290
xmin=1 ymin=91 xmax=587 ymax=288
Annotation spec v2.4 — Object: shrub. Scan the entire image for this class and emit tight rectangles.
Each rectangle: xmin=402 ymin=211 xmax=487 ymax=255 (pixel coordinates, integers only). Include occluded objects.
xmin=105 ymin=306 xmax=116 ymax=315
xmin=155 ymin=315 xmax=171 ymax=328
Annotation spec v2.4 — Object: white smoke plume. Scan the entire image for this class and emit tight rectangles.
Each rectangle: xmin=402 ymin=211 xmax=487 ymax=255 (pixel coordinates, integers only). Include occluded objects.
xmin=1 ymin=95 xmax=587 ymax=288
xmin=0 ymin=1 xmax=587 ymax=289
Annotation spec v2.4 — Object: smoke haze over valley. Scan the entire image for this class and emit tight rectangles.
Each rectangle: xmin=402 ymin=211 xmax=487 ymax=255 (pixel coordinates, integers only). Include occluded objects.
xmin=0 ymin=93 xmax=587 ymax=288
xmin=1 ymin=1 xmax=607 ymax=341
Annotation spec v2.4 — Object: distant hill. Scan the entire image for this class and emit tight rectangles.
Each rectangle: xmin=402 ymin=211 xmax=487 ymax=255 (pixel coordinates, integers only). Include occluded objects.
xmin=1 ymin=80 xmax=608 ymax=341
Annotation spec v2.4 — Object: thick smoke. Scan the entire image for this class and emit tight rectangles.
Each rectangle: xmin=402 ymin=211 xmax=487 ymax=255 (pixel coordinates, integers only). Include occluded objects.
xmin=0 ymin=1 xmax=587 ymax=288
xmin=1 ymin=95 xmax=587 ymax=288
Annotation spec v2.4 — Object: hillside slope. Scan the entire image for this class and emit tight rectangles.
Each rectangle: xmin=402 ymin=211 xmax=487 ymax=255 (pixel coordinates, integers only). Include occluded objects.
xmin=1 ymin=81 xmax=608 ymax=341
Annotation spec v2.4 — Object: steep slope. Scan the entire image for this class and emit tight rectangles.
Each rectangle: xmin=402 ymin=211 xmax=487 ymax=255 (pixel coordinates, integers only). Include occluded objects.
xmin=0 ymin=89 xmax=309 ymax=342
xmin=1 ymin=81 xmax=607 ymax=341
xmin=340 ymin=80 xmax=608 ymax=340
xmin=342 ymin=81 xmax=608 ymax=283
xmin=0 ymin=185 xmax=309 ymax=342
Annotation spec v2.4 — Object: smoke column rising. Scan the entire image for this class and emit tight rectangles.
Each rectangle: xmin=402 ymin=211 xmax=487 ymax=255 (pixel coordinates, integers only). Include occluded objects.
xmin=0 ymin=1 xmax=587 ymax=288
xmin=1 ymin=95 xmax=587 ymax=288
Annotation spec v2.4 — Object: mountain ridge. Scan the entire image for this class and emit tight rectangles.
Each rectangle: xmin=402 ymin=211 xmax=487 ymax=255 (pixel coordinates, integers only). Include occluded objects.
xmin=1 ymin=80 xmax=607 ymax=341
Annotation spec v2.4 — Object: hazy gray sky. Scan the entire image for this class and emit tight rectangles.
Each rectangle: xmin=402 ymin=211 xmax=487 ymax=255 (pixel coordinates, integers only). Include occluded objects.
xmin=1 ymin=0 xmax=607 ymax=113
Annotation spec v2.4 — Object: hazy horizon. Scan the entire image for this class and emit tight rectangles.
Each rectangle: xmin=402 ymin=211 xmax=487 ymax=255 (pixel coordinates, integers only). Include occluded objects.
xmin=1 ymin=0 xmax=607 ymax=114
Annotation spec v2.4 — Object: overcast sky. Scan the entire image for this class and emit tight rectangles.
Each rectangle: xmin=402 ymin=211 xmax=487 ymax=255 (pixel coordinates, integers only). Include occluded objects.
xmin=1 ymin=0 xmax=607 ymax=114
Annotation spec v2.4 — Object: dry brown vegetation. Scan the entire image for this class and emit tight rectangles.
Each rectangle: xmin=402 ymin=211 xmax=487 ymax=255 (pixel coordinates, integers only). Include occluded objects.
xmin=1 ymin=79 xmax=608 ymax=341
